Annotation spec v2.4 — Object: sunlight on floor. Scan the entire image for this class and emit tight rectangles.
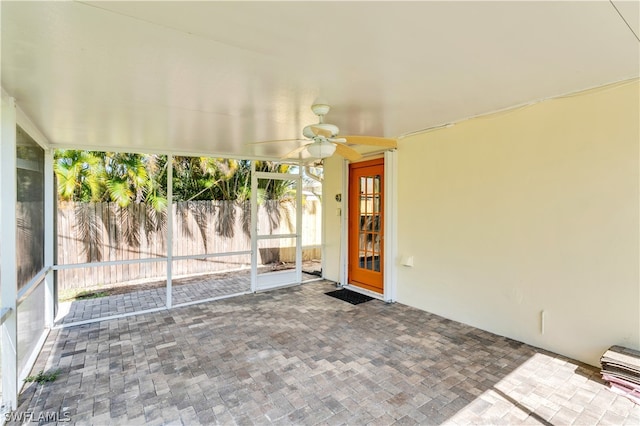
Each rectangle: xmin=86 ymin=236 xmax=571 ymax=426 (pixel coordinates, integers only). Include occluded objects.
xmin=448 ymin=352 xmax=630 ymax=425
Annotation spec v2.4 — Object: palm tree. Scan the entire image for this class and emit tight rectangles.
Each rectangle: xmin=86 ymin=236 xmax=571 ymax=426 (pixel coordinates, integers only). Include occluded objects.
xmin=102 ymin=152 xmax=150 ymax=206
xmin=172 ymin=157 xmax=252 ymax=241
xmin=54 ymin=151 xmax=168 ymax=261
xmin=54 ymin=150 xmax=103 ymax=202
xmin=53 ymin=151 xmax=301 ymax=262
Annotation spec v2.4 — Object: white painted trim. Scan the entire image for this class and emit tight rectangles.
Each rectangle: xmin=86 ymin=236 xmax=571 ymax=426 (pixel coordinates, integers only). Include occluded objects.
xmin=16 ymin=159 xmax=42 ymax=172
xmin=340 ymin=160 xmax=349 ymax=286
xmin=254 ymin=171 xmax=300 ymax=180
xmin=44 ymin=270 xmax=55 ymax=330
xmin=54 ymin=290 xmax=258 ymax=330
xmin=53 ymin=306 xmax=169 ymax=329
xmin=15 ymin=104 xmax=50 ymax=150
xmin=0 ymin=309 xmax=11 ymax=325
xmin=1 ymin=93 xmax=19 ymax=410
xmin=256 ymin=234 xmax=297 ymax=240
xmin=16 ymin=269 xmax=49 ymax=302
xmin=173 ymin=251 xmax=252 ymax=261
xmin=44 ymin=149 xmax=55 ymax=327
xmin=342 ymin=154 xmax=394 ymax=300
xmin=250 ymin=161 xmax=258 ymax=292
xmin=252 ymin=166 xmax=303 ymax=290
xmin=45 ymin=143 xmax=288 ymax=163
xmin=343 ymin=284 xmax=385 ymax=301
xmin=53 ymin=257 xmax=167 ymax=270
xmin=53 ymin=250 xmax=253 ymax=268
xmin=256 ymin=270 xmax=299 ymax=291
xmin=255 ymin=282 xmax=302 ymax=293
xmin=383 ymin=150 xmax=398 ymax=303
xmin=166 ymin=154 xmax=174 ymax=308
xmin=296 ymin=172 xmax=303 ymax=283
xmin=172 ymin=291 xmax=252 ymax=309
xmin=396 ymin=77 xmax=639 ymax=141
xmin=320 ymin=170 xmax=327 ymax=279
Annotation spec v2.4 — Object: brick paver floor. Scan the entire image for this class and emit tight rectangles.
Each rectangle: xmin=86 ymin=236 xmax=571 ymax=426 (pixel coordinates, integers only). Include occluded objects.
xmin=56 ymin=269 xmax=319 ymax=326
xmin=15 ymin=281 xmax=640 ymax=425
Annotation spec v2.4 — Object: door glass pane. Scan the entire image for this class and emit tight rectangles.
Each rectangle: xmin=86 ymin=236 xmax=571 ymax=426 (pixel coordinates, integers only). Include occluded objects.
xmin=354 ymin=169 xmax=384 ymax=274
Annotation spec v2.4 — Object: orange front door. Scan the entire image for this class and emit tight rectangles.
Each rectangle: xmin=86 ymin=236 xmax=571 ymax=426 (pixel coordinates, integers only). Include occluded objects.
xmin=348 ymin=158 xmax=384 ymax=294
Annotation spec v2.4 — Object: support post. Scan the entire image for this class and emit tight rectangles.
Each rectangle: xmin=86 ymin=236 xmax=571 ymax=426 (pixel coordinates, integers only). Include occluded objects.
xmin=339 ymin=159 xmax=349 ymax=286
xmin=166 ymin=154 xmax=173 ymax=308
xmin=250 ymin=161 xmax=257 ymax=292
xmin=295 ymin=166 xmax=303 ymax=283
xmin=1 ymin=93 xmax=19 ymax=412
xmin=383 ymin=150 xmax=398 ymax=303
xmin=44 ymin=149 xmax=55 ymax=327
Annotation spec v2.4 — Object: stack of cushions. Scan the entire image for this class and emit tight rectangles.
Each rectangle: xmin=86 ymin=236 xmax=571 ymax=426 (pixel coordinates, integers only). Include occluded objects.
xmin=601 ymin=345 xmax=640 ymax=404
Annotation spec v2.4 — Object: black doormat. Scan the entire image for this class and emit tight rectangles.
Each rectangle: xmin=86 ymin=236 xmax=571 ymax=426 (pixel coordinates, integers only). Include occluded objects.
xmin=325 ymin=289 xmax=374 ymax=305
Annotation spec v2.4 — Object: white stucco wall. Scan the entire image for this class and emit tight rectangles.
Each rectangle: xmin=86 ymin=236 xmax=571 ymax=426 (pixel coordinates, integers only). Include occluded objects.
xmin=323 ymin=80 xmax=640 ymax=366
xmin=322 ymin=155 xmax=345 ymax=284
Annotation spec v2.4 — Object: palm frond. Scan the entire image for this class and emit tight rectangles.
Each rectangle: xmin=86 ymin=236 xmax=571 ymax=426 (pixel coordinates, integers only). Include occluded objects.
xmin=191 ymin=201 xmax=210 ymax=251
xmin=215 ymin=200 xmax=236 ymax=239
xmin=73 ymin=203 xmax=103 ymax=262
xmin=175 ymin=202 xmax=194 ymax=240
xmin=106 ymin=179 xmax=134 ymax=207
xmin=117 ymin=204 xmax=140 ymax=248
xmin=240 ymin=200 xmax=251 ymax=240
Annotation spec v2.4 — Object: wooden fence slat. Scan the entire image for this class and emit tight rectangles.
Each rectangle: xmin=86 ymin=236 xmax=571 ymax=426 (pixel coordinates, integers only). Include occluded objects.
xmin=53 ymin=199 xmax=320 ymax=291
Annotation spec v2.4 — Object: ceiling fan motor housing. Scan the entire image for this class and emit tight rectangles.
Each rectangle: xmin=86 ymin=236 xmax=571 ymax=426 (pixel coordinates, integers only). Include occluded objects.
xmin=303 ymin=123 xmax=339 ymax=139
xmin=311 ymin=103 xmax=330 ymax=116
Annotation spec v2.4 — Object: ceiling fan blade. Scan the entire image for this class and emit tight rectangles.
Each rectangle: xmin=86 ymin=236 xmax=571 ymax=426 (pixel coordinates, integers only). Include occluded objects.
xmin=247 ymin=138 xmax=303 ymax=145
xmin=333 ymin=143 xmax=362 ymax=161
xmin=281 ymin=144 xmax=309 ymax=159
xmin=310 ymin=125 xmax=333 ymax=138
xmin=343 ymin=135 xmax=397 ymax=148
xmin=328 ymin=137 xmax=347 ymax=143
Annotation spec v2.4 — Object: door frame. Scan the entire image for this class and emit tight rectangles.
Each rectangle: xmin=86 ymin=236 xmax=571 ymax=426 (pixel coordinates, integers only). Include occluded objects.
xmin=340 ymin=150 xmax=397 ymax=302
xmin=250 ymin=163 xmax=303 ymax=292
xmin=348 ymin=158 xmax=385 ymax=294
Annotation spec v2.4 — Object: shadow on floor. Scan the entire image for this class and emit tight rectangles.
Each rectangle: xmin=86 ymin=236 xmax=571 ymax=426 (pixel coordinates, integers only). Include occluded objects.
xmin=16 ymin=281 xmax=640 ymax=425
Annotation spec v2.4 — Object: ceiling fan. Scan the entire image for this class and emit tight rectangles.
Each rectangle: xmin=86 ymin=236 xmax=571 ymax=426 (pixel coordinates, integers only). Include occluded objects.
xmin=250 ymin=102 xmax=397 ymax=161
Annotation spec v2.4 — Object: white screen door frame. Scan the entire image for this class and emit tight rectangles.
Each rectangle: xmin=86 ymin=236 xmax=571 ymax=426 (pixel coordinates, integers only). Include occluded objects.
xmin=251 ymin=163 xmax=303 ymax=291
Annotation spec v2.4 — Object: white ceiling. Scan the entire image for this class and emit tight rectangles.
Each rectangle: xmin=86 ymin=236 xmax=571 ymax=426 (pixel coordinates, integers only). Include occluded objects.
xmin=2 ymin=1 xmax=638 ymax=159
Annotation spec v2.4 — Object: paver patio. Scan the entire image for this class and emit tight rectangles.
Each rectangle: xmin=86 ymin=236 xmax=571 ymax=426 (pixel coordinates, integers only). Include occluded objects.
xmin=56 ymin=268 xmax=320 ymax=326
xmin=14 ymin=281 xmax=640 ymax=425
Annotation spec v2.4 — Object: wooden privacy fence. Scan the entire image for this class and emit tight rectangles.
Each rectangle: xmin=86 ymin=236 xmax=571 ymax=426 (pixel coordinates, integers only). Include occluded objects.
xmin=56 ymin=199 xmax=321 ymax=290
